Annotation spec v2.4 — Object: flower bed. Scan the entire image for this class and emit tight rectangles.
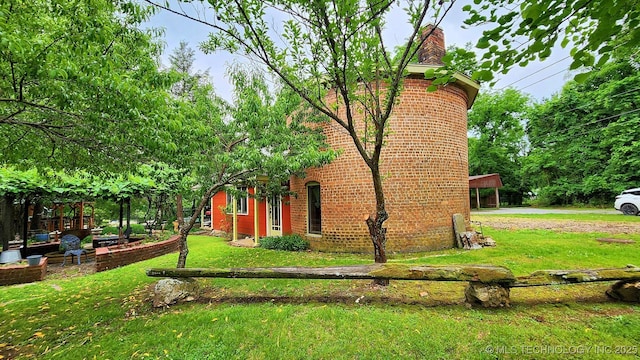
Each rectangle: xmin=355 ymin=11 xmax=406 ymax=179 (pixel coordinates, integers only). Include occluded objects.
xmin=0 ymin=257 xmax=47 ymax=286
xmin=95 ymin=235 xmax=179 ymax=272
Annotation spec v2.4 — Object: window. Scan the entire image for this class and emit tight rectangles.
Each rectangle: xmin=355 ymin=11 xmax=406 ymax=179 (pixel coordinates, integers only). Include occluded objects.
xmin=307 ymin=183 xmax=321 ymax=234
xmin=226 ymin=186 xmax=248 ymax=215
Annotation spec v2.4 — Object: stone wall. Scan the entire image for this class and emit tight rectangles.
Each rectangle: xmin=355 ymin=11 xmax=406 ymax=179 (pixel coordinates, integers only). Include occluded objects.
xmin=0 ymin=257 xmax=47 ymax=286
xmin=95 ymin=236 xmax=179 ymax=272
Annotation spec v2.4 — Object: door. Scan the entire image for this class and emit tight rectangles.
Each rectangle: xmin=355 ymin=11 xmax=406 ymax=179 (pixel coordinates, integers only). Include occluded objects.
xmin=267 ymin=194 xmax=282 ymax=236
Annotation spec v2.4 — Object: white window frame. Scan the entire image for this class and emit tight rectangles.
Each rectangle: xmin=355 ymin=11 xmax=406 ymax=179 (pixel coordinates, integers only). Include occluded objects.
xmin=226 ymin=186 xmax=249 ymax=215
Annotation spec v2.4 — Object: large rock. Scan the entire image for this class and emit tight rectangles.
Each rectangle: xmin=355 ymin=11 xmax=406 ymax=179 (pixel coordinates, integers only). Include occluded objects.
xmin=606 ymin=280 xmax=640 ymax=302
xmin=153 ymin=278 xmax=199 ymax=308
xmin=465 ymin=282 xmax=510 ymax=308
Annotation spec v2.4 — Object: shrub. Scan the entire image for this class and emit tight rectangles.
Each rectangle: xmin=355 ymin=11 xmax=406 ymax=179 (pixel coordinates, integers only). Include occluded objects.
xmin=101 ymin=223 xmax=147 ymax=235
xmin=130 ymin=224 xmax=147 ymax=234
xmin=259 ymin=234 xmax=309 ymax=251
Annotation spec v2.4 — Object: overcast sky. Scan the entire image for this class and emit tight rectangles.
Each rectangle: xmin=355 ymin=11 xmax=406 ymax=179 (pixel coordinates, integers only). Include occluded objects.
xmin=144 ymin=0 xmax=574 ymax=103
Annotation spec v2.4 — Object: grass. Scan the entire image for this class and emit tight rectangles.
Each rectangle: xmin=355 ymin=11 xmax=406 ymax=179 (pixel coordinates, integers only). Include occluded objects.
xmin=1 ymin=220 xmax=640 ymax=359
xmin=474 ymin=212 xmax=640 ymax=223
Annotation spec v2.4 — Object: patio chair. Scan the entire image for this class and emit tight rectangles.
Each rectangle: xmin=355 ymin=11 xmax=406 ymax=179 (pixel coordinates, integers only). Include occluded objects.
xmin=60 ymin=234 xmax=87 ymax=266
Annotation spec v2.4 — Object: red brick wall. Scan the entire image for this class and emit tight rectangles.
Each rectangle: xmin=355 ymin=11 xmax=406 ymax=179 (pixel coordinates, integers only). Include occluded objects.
xmin=0 ymin=257 xmax=47 ymax=286
xmin=289 ymin=78 xmax=470 ymax=253
xmin=95 ymin=236 xmax=179 ymax=272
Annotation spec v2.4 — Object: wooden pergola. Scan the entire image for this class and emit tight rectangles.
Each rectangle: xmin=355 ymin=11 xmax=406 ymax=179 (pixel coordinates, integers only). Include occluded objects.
xmin=469 ymin=173 xmax=503 ymax=209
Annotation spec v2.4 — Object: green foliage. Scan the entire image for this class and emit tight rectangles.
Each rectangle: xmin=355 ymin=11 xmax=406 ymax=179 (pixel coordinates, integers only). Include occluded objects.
xmin=0 ymin=163 xmax=184 ymax=201
xmin=468 ymin=89 xmax=532 ymax=205
xmin=465 ymin=0 xmax=640 ymax=83
xmin=101 ymin=223 xmax=146 ymax=235
xmin=0 ymin=0 xmax=177 ymax=171
xmin=524 ymin=57 xmax=640 ymax=205
xmin=100 ymin=226 xmax=119 ymax=235
xmin=259 ymin=234 xmax=310 ymax=251
xmin=161 ymin=54 xmax=335 ymax=266
xmin=81 ymin=235 xmax=93 ymax=245
xmin=168 ymin=41 xmax=210 ymax=100
xmin=444 ymin=43 xmax=481 ymax=77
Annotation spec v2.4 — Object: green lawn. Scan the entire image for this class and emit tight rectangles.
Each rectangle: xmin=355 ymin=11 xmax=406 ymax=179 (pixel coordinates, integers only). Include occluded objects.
xmin=473 ymin=212 xmax=640 ymax=223
xmin=1 ymin=224 xmax=640 ymax=359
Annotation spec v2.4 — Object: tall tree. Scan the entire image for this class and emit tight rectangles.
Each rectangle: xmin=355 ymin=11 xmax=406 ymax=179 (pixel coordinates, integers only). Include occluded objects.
xmin=468 ymin=89 xmax=532 ymax=205
xmin=166 ymin=41 xmax=211 ymax=236
xmin=0 ymin=0 xmax=174 ymax=171
xmin=168 ymin=66 xmax=334 ymax=268
xmin=146 ymin=0 xmax=460 ymax=267
xmin=168 ymin=41 xmax=210 ymax=100
xmin=524 ymin=56 xmax=640 ymax=205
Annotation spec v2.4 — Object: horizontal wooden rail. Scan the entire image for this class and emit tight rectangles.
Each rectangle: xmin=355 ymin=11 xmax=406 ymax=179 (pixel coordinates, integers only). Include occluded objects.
xmin=147 ymin=263 xmax=516 ymax=284
xmin=147 ymin=264 xmax=640 ymax=307
xmin=511 ymin=265 xmax=640 ymax=287
xmin=148 ymin=264 xmax=640 ymax=288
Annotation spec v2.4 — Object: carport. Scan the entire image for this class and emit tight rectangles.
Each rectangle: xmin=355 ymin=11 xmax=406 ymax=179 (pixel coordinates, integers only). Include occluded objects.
xmin=469 ymin=173 xmax=503 ymax=209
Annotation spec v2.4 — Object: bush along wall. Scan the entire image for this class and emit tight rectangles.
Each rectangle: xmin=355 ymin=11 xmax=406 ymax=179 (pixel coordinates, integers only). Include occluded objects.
xmin=259 ymin=235 xmax=310 ymax=251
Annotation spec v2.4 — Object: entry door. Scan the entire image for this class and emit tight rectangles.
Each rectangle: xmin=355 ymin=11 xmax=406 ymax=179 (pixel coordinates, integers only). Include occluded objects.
xmin=267 ymin=194 xmax=282 ymax=236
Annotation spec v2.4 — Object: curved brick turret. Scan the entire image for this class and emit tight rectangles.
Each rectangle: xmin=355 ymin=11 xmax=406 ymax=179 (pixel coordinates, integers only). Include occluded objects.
xmin=289 ymin=27 xmax=478 ymax=253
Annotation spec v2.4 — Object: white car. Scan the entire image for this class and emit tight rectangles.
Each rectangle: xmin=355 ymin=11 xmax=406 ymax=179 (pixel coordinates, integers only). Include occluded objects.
xmin=614 ymin=188 xmax=640 ymax=215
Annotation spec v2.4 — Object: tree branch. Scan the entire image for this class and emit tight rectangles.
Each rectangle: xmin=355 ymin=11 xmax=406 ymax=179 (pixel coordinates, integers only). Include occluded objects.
xmin=0 ymin=98 xmax=83 ymax=120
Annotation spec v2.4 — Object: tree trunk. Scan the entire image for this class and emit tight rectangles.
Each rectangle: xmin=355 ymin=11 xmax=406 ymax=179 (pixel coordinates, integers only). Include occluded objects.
xmin=176 ymin=191 xmax=216 ymax=268
xmin=365 ymin=162 xmax=389 ymax=286
xmin=1 ymin=195 xmax=15 ymax=251
xmin=30 ymin=200 xmax=43 ymax=231
xmin=176 ymin=229 xmax=189 ymax=268
xmin=175 ymin=171 xmax=253 ymax=268
xmin=176 ymin=194 xmax=188 ymax=268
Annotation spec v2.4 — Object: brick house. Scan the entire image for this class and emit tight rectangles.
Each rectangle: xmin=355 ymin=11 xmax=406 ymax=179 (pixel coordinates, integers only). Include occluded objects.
xmin=211 ymin=26 xmax=479 ymax=253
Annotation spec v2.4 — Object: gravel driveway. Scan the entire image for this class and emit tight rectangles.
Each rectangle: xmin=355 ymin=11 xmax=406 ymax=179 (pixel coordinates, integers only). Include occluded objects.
xmin=471 ymin=208 xmax=640 ymax=234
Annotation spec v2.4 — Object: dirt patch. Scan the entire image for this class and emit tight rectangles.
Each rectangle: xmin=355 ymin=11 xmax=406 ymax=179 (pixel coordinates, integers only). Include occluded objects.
xmin=473 ymin=217 xmax=640 ymax=234
xmin=46 ymin=260 xmax=96 ymax=280
xmin=597 ymin=238 xmax=635 ymax=244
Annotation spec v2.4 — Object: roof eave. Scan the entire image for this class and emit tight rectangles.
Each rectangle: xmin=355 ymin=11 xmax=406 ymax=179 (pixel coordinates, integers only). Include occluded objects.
xmin=406 ymin=64 xmax=480 ymax=109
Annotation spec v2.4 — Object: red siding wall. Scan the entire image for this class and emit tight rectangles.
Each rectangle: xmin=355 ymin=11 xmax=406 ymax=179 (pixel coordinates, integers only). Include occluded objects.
xmin=282 ymin=196 xmax=292 ymax=235
xmin=211 ymin=190 xmax=292 ymax=237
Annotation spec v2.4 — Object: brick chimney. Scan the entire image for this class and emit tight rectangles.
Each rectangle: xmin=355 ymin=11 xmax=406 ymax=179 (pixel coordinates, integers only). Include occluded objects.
xmin=417 ymin=25 xmax=445 ymax=65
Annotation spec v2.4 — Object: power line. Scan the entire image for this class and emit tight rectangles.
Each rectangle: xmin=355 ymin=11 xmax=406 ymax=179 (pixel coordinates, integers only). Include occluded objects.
xmin=518 ymin=68 xmax=569 ymax=91
xmin=533 ymin=108 xmax=640 ymax=143
xmin=497 ymin=55 xmax=572 ymax=89
xmin=530 ymin=86 xmax=640 ymax=124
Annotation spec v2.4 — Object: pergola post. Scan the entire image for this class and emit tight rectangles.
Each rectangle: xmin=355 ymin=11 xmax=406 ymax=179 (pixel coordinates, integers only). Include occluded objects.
xmin=495 ymin=187 xmax=500 ymax=209
xmin=232 ymin=194 xmax=238 ymax=242
xmin=79 ymin=201 xmax=84 ymax=229
xmin=475 ymin=188 xmax=481 ymax=209
xmin=58 ymin=204 xmax=64 ymax=232
xmin=254 ymin=192 xmax=259 ymax=245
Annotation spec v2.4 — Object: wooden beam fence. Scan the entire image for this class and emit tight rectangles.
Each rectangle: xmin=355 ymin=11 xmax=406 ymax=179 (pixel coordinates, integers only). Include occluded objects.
xmin=147 ymin=264 xmax=640 ymax=308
